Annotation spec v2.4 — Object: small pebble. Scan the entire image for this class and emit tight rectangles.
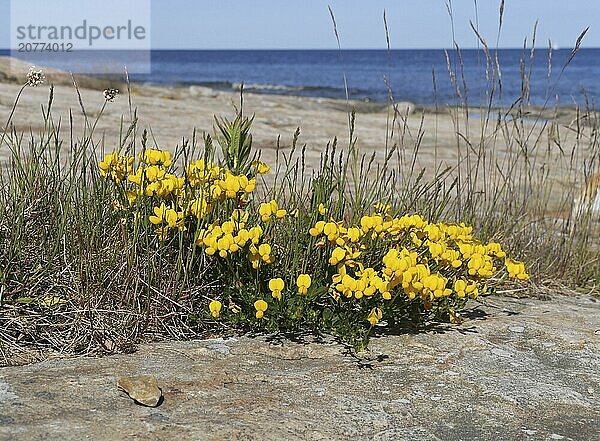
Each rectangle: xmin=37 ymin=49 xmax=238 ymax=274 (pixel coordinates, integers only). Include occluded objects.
xmin=117 ymin=375 xmax=162 ymax=407
xmin=549 ymin=434 xmax=565 ymax=440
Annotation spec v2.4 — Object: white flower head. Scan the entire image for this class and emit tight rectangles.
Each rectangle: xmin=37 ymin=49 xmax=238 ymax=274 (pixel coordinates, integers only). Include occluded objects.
xmin=26 ymin=66 xmax=45 ymax=87
xmin=103 ymin=88 xmax=119 ymax=102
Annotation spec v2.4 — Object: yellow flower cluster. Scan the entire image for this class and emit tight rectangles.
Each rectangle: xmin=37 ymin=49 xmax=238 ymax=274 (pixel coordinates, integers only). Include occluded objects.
xmin=196 ymin=215 xmax=274 ymax=266
xmin=310 ymin=207 xmax=529 ymax=323
xmin=206 ymin=274 xmax=315 ymax=322
xmin=259 ymin=200 xmax=287 ymax=222
xmin=98 ymin=152 xmax=134 ymax=184
xmin=143 ymin=148 xmax=172 ymax=166
xmin=212 ymin=171 xmax=256 ymax=199
xmin=99 ymin=148 xmax=270 ymax=242
xmin=505 ymin=258 xmax=529 ymax=280
xmin=101 ymin=148 xmax=529 ymax=333
xmin=186 ymin=159 xmax=221 ymax=187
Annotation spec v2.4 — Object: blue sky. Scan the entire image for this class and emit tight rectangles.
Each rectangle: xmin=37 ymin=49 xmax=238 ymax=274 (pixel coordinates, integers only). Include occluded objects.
xmin=2 ymin=0 xmax=599 ymax=49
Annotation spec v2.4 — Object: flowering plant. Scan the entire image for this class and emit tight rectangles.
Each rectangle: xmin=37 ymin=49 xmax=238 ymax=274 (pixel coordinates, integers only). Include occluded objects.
xmin=99 ymin=115 xmax=529 ymax=349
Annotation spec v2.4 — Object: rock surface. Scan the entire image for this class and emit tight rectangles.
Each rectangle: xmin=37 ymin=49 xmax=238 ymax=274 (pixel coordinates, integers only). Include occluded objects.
xmin=0 ymin=294 xmax=599 ymax=441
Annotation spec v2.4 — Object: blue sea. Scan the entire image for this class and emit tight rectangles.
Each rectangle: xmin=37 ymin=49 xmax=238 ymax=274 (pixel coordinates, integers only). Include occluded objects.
xmin=6 ymin=49 xmax=600 ymax=107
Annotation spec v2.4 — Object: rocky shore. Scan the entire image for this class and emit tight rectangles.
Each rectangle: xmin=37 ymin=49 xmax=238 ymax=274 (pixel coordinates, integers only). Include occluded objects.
xmin=1 ymin=295 xmax=598 ymax=440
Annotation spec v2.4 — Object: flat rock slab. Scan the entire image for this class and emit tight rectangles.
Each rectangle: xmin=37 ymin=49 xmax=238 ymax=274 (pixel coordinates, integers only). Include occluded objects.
xmin=0 ymin=295 xmax=598 ymax=441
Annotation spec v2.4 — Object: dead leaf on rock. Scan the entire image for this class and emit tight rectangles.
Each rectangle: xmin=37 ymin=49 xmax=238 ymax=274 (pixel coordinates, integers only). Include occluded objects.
xmin=117 ymin=375 xmax=162 ymax=407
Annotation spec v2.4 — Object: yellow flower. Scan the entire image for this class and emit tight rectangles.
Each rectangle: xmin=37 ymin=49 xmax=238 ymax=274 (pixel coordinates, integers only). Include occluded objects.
xmin=309 ymin=220 xmax=326 ymax=237
xmin=423 ymin=273 xmax=451 ymax=298
xmin=259 ymin=202 xmax=273 ymax=222
xmin=367 ymin=307 xmax=383 ymax=326
xmin=149 ymin=203 xmax=183 ymax=230
xmin=221 ymin=221 xmax=235 ymax=235
xmin=318 ymin=203 xmax=327 ymax=215
xmin=254 ymin=299 xmax=268 ymax=319
xmin=145 ymin=165 xmax=167 ymax=182
xmin=505 ymin=258 xmax=529 ymax=280
xmin=346 ymin=227 xmax=362 ymax=242
xmin=296 ymin=274 xmax=312 ymax=295
xmin=373 ymin=202 xmax=391 ymax=215
xmin=252 ymin=160 xmax=271 ymax=174
xmin=335 ymin=274 xmax=357 ymax=298
xmin=97 ymin=154 xmax=113 ymax=175
xmin=149 ymin=203 xmax=168 ymax=225
xmin=236 ymin=229 xmax=250 ymax=246
xmin=246 ymin=178 xmax=257 ymax=193
xmin=128 ymin=168 xmax=143 ymax=186
xmin=360 ymin=214 xmax=383 ymax=233
xmin=210 ymin=183 xmax=223 ymax=199
xmin=235 ymin=175 xmax=255 ymax=194
xmin=190 ymin=197 xmax=211 ymax=218
xmin=217 ymin=234 xmax=236 ymax=257
xmin=454 ymin=279 xmax=468 ymax=298
xmin=221 ymin=172 xmax=241 ymax=198
xmin=209 ymin=300 xmax=222 ymax=318
xmin=487 ymin=242 xmax=507 ymax=258
xmin=259 ymin=199 xmax=286 ymax=221
xmin=323 ymin=222 xmax=338 ymax=237
xmin=248 ymin=226 xmax=263 ymax=244
xmin=98 ymin=152 xmax=134 ymax=183
xmin=142 ymin=148 xmax=172 ymax=167
xmin=258 ymin=243 xmax=274 ymax=263
xmin=329 ymin=247 xmax=346 ymax=265
xmin=268 ymin=278 xmax=285 ymax=300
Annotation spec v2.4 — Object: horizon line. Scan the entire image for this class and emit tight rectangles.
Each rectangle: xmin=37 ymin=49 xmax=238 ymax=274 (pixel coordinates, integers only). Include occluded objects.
xmin=1 ymin=47 xmax=596 ymax=51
